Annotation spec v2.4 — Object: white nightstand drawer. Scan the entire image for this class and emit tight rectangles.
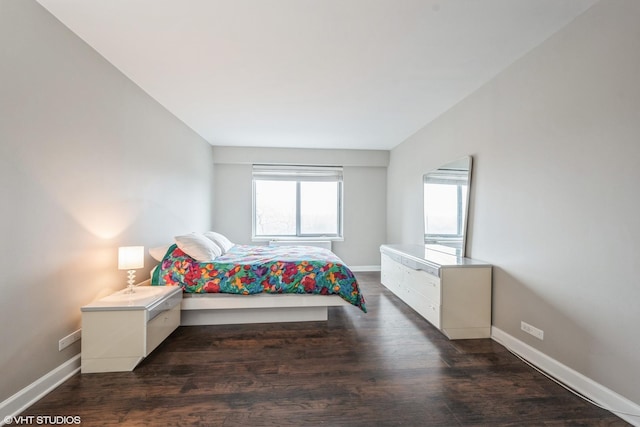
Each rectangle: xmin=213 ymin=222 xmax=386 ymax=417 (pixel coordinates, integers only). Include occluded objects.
xmin=148 ymin=289 xmax=182 ymax=321
xmin=146 ymin=303 xmax=180 ymax=355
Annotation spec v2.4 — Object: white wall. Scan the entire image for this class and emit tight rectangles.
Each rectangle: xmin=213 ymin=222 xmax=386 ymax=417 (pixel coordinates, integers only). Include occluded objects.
xmin=0 ymin=1 xmax=214 ymax=402
xmin=212 ymin=146 xmax=388 ymax=267
xmin=387 ymin=0 xmax=640 ymax=405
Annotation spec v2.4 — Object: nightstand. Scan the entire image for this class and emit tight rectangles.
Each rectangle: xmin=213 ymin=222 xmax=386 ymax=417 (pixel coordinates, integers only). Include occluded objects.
xmin=81 ymin=285 xmax=182 ymax=373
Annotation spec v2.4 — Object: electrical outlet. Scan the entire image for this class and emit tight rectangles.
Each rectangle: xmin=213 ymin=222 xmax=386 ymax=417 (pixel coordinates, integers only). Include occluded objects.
xmin=521 ymin=321 xmax=544 ymax=340
xmin=59 ymin=329 xmax=81 ymax=351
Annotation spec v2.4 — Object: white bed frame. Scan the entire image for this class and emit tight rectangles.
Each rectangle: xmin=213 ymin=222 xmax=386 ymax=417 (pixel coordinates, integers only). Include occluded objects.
xmin=139 ymin=279 xmax=350 ymax=325
xmin=180 ymin=293 xmax=350 ymax=325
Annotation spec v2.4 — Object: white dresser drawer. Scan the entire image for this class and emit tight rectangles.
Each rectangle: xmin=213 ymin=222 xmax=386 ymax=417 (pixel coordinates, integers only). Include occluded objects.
xmin=405 ymin=268 xmax=441 ymax=304
xmin=411 ymin=297 xmax=440 ymax=329
xmin=421 ymin=300 xmax=441 ymax=329
xmin=380 ymin=254 xmax=393 ymax=285
xmin=404 ymin=283 xmax=441 ymax=329
xmin=381 ymin=254 xmax=404 ymax=293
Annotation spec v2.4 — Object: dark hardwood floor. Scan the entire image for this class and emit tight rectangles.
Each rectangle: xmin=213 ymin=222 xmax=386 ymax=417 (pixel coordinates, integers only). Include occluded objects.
xmin=24 ymin=272 xmax=628 ymax=426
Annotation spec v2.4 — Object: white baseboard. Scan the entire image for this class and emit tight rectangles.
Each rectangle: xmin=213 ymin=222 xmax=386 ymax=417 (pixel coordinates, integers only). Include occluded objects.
xmin=0 ymin=354 xmax=81 ymax=426
xmin=350 ymin=265 xmax=381 ymax=272
xmin=491 ymin=327 xmax=640 ymax=426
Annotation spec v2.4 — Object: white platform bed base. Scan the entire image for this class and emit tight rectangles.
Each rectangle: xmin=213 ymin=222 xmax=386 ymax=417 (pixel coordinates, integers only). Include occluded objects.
xmin=180 ymin=293 xmax=351 ymax=326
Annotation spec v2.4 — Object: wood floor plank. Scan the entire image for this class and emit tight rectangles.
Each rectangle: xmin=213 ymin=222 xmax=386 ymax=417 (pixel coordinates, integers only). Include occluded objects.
xmin=22 ymin=272 xmax=629 ymax=426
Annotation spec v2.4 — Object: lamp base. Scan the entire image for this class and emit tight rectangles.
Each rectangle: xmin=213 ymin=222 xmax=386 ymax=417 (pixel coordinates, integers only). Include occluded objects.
xmin=126 ymin=270 xmax=136 ymax=294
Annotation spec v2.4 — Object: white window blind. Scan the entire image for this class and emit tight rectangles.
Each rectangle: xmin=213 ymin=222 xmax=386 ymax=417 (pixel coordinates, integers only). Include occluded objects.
xmin=252 ymin=165 xmax=343 ymax=182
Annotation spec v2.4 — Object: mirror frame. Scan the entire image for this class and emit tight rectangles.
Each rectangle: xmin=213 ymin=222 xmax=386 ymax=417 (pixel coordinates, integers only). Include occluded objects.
xmin=423 ymin=156 xmax=473 ymax=257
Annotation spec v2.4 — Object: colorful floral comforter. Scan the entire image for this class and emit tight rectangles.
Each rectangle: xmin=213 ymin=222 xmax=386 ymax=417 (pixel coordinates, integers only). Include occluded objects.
xmin=151 ymin=244 xmax=366 ymax=312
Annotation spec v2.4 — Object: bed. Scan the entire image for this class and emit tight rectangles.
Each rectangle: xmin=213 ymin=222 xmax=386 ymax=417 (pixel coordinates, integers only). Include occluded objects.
xmin=150 ymin=241 xmax=367 ymax=325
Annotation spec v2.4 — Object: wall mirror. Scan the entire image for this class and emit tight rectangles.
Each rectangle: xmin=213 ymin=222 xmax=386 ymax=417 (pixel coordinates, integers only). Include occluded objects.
xmin=423 ymin=156 xmax=472 ymax=257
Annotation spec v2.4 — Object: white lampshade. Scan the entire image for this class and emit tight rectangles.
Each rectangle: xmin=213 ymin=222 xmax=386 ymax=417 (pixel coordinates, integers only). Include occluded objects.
xmin=118 ymin=246 xmax=144 ymax=270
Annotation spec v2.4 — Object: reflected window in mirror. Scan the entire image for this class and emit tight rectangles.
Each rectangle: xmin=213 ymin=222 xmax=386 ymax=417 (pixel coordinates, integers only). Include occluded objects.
xmin=423 ymin=156 xmax=472 ymax=257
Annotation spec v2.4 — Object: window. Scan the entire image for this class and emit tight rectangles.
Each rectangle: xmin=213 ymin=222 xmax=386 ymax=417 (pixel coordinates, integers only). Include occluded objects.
xmin=252 ymin=165 xmax=343 ymax=239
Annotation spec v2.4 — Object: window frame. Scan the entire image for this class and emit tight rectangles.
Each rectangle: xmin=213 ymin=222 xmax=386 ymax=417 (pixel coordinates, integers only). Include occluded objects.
xmin=252 ymin=165 xmax=344 ymax=241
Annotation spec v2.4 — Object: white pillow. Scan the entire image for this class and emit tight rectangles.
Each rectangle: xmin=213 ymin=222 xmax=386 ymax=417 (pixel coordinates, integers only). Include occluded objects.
xmin=174 ymin=233 xmax=222 ymax=262
xmin=149 ymin=244 xmax=172 ymax=262
xmin=203 ymin=231 xmax=234 ymax=253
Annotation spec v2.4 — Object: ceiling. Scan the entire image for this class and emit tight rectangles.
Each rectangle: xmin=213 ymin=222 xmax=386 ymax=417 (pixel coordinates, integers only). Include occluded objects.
xmin=36 ymin=0 xmax=597 ymax=150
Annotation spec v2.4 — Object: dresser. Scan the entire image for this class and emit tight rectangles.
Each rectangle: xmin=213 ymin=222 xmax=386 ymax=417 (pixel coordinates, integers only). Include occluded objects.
xmin=380 ymin=244 xmax=492 ymax=339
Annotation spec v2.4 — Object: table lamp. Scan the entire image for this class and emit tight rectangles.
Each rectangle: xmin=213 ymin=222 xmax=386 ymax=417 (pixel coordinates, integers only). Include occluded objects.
xmin=118 ymin=246 xmax=144 ymax=294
